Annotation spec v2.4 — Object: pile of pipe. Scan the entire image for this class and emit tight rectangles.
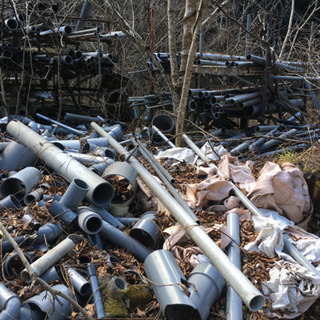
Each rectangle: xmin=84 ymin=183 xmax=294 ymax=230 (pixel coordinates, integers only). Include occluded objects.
xmin=0 ymin=112 xmax=269 ymax=319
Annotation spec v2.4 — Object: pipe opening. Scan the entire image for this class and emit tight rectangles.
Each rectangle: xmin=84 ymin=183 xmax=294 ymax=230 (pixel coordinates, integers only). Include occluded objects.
xmin=114 ymin=278 xmax=126 ymax=290
xmin=73 ymin=179 xmax=89 ymax=192
xmin=152 ymin=115 xmax=174 ymax=132
xmin=1 ymin=178 xmax=26 ymax=200
xmin=6 ymin=19 xmax=18 ymax=30
xmin=166 ymin=305 xmax=200 ymax=320
xmin=24 ymin=194 xmax=36 ymax=205
xmin=5 ymin=253 xmax=31 ymax=278
xmin=20 ymin=269 xmax=31 ymax=282
xmin=130 ymin=229 xmax=154 ymax=249
xmin=80 ymin=283 xmax=91 ymax=296
xmin=248 ymin=295 xmax=265 ymax=311
xmin=91 ymin=182 xmax=114 ymax=205
xmin=85 ymin=216 xmax=102 ymax=233
xmin=105 ymin=175 xmax=134 ymax=205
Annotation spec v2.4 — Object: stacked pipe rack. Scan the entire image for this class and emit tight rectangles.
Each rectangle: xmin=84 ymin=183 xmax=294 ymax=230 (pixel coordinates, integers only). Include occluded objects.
xmin=0 ymin=1 xmax=126 ymax=115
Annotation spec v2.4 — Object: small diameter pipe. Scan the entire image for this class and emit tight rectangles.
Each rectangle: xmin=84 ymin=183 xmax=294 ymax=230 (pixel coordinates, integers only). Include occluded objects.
xmin=20 ymin=234 xmax=80 ymax=282
xmin=226 ymin=212 xmax=243 ymax=320
xmin=7 ymin=120 xmax=114 ymax=207
xmin=87 ymin=263 xmax=106 ymax=319
xmin=77 ymin=207 xmax=103 ymax=234
xmin=60 ymin=178 xmax=89 ymax=210
xmin=67 ymin=266 xmax=91 ymax=296
xmin=33 ymin=222 xmax=63 ymax=245
xmin=182 ymin=134 xmax=320 ymax=277
xmin=48 ymin=200 xmax=78 ymax=227
xmin=99 ymin=221 xmax=151 ymax=261
xmin=36 ymin=113 xmax=84 ymax=135
xmin=89 ymin=205 xmax=124 ymax=228
xmin=134 ymin=139 xmax=199 ymax=223
xmin=24 ymin=187 xmax=45 ymax=205
xmin=65 ymin=112 xmax=104 ymax=123
xmin=0 ymin=166 xmax=42 ymax=201
xmin=188 ymin=263 xmax=225 ymax=320
xmin=152 ymin=125 xmax=175 ymax=148
xmin=0 ymin=283 xmax=21 ymax=320
xmin=91 ymin=122 xmax=265 ymax=311
xmin=259 ymin=128 xmax=297 ymax=152
xmin=1 ymin=235 xmax=29 ymax=254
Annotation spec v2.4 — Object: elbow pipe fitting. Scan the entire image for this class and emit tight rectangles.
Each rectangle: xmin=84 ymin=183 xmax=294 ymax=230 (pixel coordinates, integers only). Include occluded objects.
xmin=77 ymin=207 xmax=103 ymax=234
xmin=4 ymin=252 xmax=33 ymax=279
xmin=0 ymin=283 xmax=21 ymax=320
xmin=99 ymin=221 xmax=151 ymax=262
xmin=60 ymin=178 xmax=89 ymax=210
xmin=0 ymin=166 xmax=42 ymax=201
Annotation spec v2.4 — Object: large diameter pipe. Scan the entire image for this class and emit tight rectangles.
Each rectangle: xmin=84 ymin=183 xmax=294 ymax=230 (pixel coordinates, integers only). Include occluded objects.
xmin=0 ymin=283 xmax=21 ymax=320
xmin=227 ymin=212 xmax=243 ymax=320
xmin=6 ymin=120 xmax=114 ymax=206
xmin=188 ymin=263 xmax=225 ymax=320
xmin=0 ymin=166 xmax=42 ymax=201
xmin=91 ymin=122 xmax=265 ymax=311
xmin=20 ymin=234 xmax=80 ymax=282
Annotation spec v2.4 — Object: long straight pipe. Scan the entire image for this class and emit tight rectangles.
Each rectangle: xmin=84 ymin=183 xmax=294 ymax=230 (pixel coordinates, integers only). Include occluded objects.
xmin=182 ymin=134 xmax=320 ymax=276
xmin=91 ymin=121 xmax=264 ymax=311
xmin=133 ymin=139 xmax=199 ymax=223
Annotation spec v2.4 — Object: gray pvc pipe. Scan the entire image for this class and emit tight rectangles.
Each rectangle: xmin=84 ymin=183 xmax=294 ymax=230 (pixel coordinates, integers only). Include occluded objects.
xmin=40 ymin=265 xmax=62 ymax=283
xmin=152 ymin=125 xmax=175 ymax=148
xmin=77 ymin=206 xmax=103 ymax=234
xmin=4 ymin=252 xmax=33 ymax=279
xmin=7 ymin=120 xmax=114 ymax=207
xmin=0 ymin=166 xmax=42 ymax=201
xmin=24 ymin=187 xmax=45 ymax=205
xmin=51 ymin=139 xmax=82 ymax=151
xmin=226 ymin=212 xmax=243 ymax=320
xmin=99 ymin=221 xmax=151 ymax=261
xmin=129 ymin=211 xmax=161 ymax=250
xmin=0 ymin=140 xmax=37 ymax=170
xmin=102 ymin=161 xmax=137 ymax=206
xmin=66 ymin=152 xmax=115 ymax=166
xmin=0 ymin=283 xmax=21 ymax=320
xmin=259 ymin=128 xmax=297 ymax=152
xmin=67 ymin=267 xmax=91 ymax=296
xmin=33 ymin=222 xmax=63 ymax=245
xmin=20 ymin=234 xmax=79 ymax=282
xmin=0 ymin=195 xmax=21 ymax=209
xmin=60 ymin=178 xmax=89 ymax=210
xmin=89 ymin=162 xmax=108 ymax=176
xmin=22 ymin=284 xmax=75 ymax=320
xmin=87 ymin=263 xmax=106 ymax=319
xmin=92 ymin=122 xmax=264 ymax=311
xmin=89 ymin=205 xmax=124 ymax=228
xmin=48 ymin=200 xmax=78 ymax=227
xmin=188 ymin=263 xmax=225 ymax=320
xmin=144 ymin=250 xmax=198 ymax=319
xmin=64 ymin=112 xmax=104 ymax=123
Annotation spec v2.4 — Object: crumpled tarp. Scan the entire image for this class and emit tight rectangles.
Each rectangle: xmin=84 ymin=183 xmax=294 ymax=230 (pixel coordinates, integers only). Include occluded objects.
xmin=162 ymin=223 xmax=231 ymax=266
xmin=247 ymin=162 xmax=312 ymax=226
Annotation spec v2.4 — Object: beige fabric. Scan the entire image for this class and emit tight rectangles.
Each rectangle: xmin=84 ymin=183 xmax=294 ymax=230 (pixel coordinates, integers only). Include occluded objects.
xmin=247 ymin=162 xmax=312 ymax=224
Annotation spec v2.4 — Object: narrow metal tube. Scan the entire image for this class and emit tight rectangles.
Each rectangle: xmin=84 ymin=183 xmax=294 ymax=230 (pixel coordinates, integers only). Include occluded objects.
xmin=227 ymin=212 xmax=243 ymax=320
xmin=91 ymin=122 xmax=265 ymax=311
xmin=87 ymin=263 xmax=106 ymax=319
xmin=7 ymin=120 xmax=114 ymax=206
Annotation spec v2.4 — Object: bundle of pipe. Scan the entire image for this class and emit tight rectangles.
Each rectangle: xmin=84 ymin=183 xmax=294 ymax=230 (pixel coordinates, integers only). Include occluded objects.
xmin=147 ymin=52 xmax=180 ymax=71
